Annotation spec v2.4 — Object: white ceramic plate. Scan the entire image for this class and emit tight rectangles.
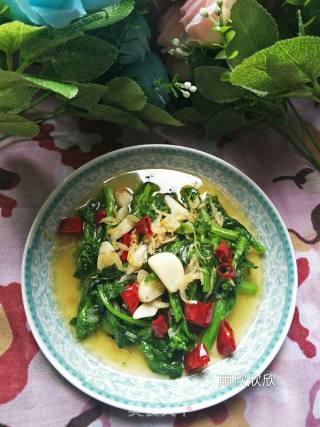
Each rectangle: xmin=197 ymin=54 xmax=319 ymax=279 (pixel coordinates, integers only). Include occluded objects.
xmin=22 ymin=145 xmax=297 ymax=414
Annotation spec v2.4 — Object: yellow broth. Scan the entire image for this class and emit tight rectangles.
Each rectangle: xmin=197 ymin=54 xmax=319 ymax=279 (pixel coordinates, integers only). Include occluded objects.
xmin=51 ymin=169 xmax=263 ymax=378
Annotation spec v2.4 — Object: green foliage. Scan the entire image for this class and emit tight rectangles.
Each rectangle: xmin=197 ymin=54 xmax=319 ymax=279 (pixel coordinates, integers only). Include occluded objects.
xmin=62 ymin=0 xmax=135 ymax=34
xmin=52 ymin=36 xmax=117 ymax=82
xmin=206 ymin=109 xmax=247 ymax=140
xmin=136 ymin=103 xmax=183 ymax=127
xmin=195 ymin=66 xmax=244 ymax=103
xmin=84 ymin=104 xmax=148 ymax=131
xmin=0 ymin=21 xmax=43 ymax=59
xmin=0 ymin=86 xmax=34 ymax=113
xmin=23 ymin=74 xmax=78 ymax=98
xmin=69 ymin=83 xmax=108 ymax=110
xmin=228 ymin=0 xmax=279 ymax=65
xmin=230 ymin=36 xmax=320 ymax=97
xmin=130 ymin=181 xmax=160 ymax=219
xmin=157 ymin=239 xmax=192 ymax=266
xmin=73 ymin=290 xmax=101 ymax=340
xmin=0 ymin=113 xmax=39 ymax=137
xmin=173 ymin=107 xmax=205 ymax=124
xmin=103 ymin=77 xmax=146 ymax=111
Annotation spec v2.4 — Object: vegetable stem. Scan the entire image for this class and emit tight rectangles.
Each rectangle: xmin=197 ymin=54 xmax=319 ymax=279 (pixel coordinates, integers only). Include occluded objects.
xmin=202 ymin=299 xmax=226 ymax=350
xmin=211 ymin=225 xmax=239 ymax=241
xmin=168 ymin=292 xmax=183 ymax=323
xmin=97 ymin=288 xmax=149 ymax=327
xmin=104 ymin=186 xmax=117 ymax=217
xmin=238 ymin=281 xmax=258 ymax=295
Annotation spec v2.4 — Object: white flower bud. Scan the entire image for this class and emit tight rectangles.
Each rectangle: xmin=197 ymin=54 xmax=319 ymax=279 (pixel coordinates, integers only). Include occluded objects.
xmin=172 ymin=38 xmax=180 ymax=46
xmin=182 ymin=81 xmax=192 ymax=90
xmin=181 ymin=90 xmax=191 ymax=99
xmin=217 ymin=0 xmax=223 ymax=6
xmin=175 ymin=47 xmax=184 ymax=55
xmin=200 ymin=7 xmax=209 ymax=18
xmin=214 ymin=5 xmax=221 ymax=15
xmin=189 ymin=85 xmax=197 ymax=93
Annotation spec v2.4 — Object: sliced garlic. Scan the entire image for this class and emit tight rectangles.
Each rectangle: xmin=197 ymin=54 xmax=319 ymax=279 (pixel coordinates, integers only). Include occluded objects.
xmin=97 ymin=241 xmax=122 ymax=270
xmin=133 ymin=302 xmax=158 ymax=319
xmin=117 ymin=206 xmax=128 ymax=222
xmin=138 ymin=278 xmax=166 ymax=303
xmin=132 ymin=297 xmax=169 ymax=319
xmin=161 ymin=214 xmax=181 ymax=233
xmin=108 ymin=216 xmax=135 ymax=241
xmin=137 ymin=269 xmax=148 ymax=285
xmin=165 ymin=195 xmax=189 ymax=216
xmin=128 ymin=243 xmax=148 ymax=268
xmin=214 ymin=211 xmax=224 ymax=227
xmin=115 ymin=188 xmax=132 ymax=208
xmin=152 ymin=300 xmax=170 ymax=309
xmin=148 ymin=252 xmax=184 ymax=293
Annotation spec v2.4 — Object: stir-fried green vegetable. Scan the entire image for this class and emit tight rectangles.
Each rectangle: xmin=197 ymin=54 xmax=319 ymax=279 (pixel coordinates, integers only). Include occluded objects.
xmin=58 ymin=179 xmax=265 ymax=378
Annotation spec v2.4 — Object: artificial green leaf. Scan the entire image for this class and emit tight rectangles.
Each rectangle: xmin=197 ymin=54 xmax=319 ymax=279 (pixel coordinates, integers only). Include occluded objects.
xmin=70 ymin=83 xmax=108 ymax=110
xmin=0 ymin=69 xmax=78 ymax=98
xmin=0 ymin=21 xmax=43 ymax=57
xmin=0 ymin=113 xmax=39 ymax=137
xmin=103 ymin=77 xmax=146 ymax=111
xmin=20 ymin=0 xmax=134 ymax=62
xmin=23 ymin=74 xmax=78 ymax=98
xmin=206 ymin=109 xmax=247 ymax=140
xmin=191 ymin=92 xmax=230 ymax=116
xmin=83 ymin=104 xmax=149 ymax=131
xmin=60 ymin=0 xmax=134 ymax=34
xmin=173 ymin=108 xmax=205 ymax=123
xmin=52 ymin=36 xmax=117 ymax=83
xmin=230 ymin=36 xmax=320 ymax=96
xmin=20 ymin=28 xmax=74 ymax=62
xmin=0 ymin=69 xmax=25 ymax=90
xmin=228 ymin=0 xmax=279 ymax=65
xmin=136 ymin=104 xmax=183 ymax=127
xmin=195 ymin=66 xmax=244 ymax=103
xmin=0 ymin=86 xmax=34 ymax=113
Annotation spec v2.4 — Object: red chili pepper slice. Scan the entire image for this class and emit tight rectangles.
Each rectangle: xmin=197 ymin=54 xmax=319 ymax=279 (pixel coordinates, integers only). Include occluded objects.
xmin=184 ymin=343 xmax=210 ymax=373
xmin=215 ymin=240 xmax=232 ymax=263
xmin=184 ymin=301 xmax=213 ymax=327
xmin=95 ymin=209 xmax=106 ymax=224
xmin=151 ymin=314 xmax=168 ymax=337
xmin=216 ymin=262 xmax=237 ymax=279
xmin=119 ymin=231 xmax=132 ymax=263
xmin=121 ymin=231 xmax=132 ymax=247
xmin=57 ymin=216 xmax=83 ymax=235
xmin=134 ymin=216 xmax=153 ymax=237
xmin=217 ymin=319 xmax=236 ymax=356
xmin=120 ymin=283 xmax=139 ymax=315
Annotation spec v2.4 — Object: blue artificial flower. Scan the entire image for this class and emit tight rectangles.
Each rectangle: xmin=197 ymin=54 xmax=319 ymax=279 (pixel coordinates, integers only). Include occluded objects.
xmin=2 ymin=0 xmax=120 ymax=28
xmin=122 ymin=51 xmax=170 ymax=108
xmin=118 ymin=15 xmax=151 ymax=66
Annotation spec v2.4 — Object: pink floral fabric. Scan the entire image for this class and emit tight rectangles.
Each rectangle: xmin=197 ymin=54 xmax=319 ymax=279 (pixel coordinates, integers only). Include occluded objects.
xmin=0 ymin=108 xmax=319 ymax=426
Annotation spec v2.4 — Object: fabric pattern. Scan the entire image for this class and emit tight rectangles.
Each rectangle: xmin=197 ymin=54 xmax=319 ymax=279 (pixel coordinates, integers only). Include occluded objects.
xmin=0 ymin=107 xmax=319 ymax=426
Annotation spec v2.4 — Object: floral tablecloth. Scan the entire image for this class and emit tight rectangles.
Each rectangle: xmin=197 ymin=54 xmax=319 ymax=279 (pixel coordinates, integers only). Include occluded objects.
xmin=1 ymin=106 xmax=320 ymax=427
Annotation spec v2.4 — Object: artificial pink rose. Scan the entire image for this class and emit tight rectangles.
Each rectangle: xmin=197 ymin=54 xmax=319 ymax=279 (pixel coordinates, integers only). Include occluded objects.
xmin=181 ymin=0 xmax=237 ymax=43
xmin=158 ymin=0 xmax=237 ymax=48
xmin=158 ymin=1 xmax=187 ymax=49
